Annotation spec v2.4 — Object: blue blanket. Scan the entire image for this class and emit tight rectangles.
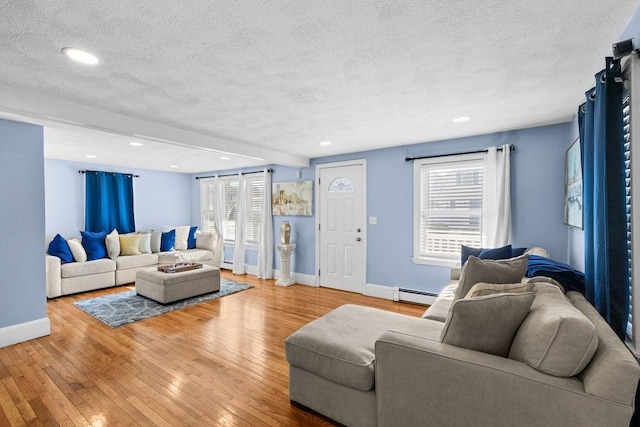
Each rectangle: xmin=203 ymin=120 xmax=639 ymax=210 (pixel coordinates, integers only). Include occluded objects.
xmin=526 ymin=255 xmax=586 ymax=295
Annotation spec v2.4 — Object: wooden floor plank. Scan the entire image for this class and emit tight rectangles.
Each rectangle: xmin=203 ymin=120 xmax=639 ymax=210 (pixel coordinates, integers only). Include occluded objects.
xmin=0 ymin=271 xmax=425 ymax=426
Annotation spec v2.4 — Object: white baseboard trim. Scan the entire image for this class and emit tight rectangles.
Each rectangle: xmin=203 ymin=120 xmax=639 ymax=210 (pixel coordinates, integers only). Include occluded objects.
xmin=0 ymin=317 xmax=51 ymax=348
xmin=364 ymin=283 xmax=436 ymax=306
xmin=221 ymin=263 xmax=317 ymax=287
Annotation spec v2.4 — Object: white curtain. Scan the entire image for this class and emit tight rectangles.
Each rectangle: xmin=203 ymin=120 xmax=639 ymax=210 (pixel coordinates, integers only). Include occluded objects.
xmin=482 ymin=144 xmax=511 ymax=247
xmin=211 ymin=176 xmax=225 ymax=266
xmin=257 ymin=170 xmax=274 ymax=279
xmin=232 ymin=174 xmax=246 ymax=274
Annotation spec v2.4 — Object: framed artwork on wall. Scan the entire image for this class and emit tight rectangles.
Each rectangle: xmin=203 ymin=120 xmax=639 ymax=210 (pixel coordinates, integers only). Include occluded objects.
xmin=272 ymin=181 xmax=313 ymax=216
xmin=564 ymin=137 xmax=583 ymax=229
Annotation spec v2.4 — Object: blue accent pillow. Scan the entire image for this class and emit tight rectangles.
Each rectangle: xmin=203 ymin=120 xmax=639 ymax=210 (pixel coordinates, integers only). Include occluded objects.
xmin=161 ymin=229 xmax=176 ymax=252
xmin=48 ymin=234 xmax=73 ymax=264
xmin=527 ymin=255 xmax=586 ymax=294
xmin=187 ymin=226 xmax=198 ymax=249
xmin=512 ymin=247 xmax=527 ymax=257
xmin=461 ymin=244 xmax=512 ymax=265
xmin=80 ymin=230 xmax=107 ymax=261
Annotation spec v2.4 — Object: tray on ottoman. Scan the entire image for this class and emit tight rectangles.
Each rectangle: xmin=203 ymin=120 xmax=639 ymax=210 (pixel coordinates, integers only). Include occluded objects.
xmin=136 ymin=265 xmax=220 ymax=304
xmin=158 ymin=262 xmax=203 ymax=273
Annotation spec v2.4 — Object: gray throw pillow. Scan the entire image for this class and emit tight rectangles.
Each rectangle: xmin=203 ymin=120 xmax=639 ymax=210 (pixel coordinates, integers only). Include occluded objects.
xmin=454 ymin=254 xmax=530 ymax=301
xmin=465 ymin=282 xmax=535 ymax=298
xmin=509 ymin=284 xmax=598 ymax=377
xmin=440 ymin=292 xmax=535 ymax=357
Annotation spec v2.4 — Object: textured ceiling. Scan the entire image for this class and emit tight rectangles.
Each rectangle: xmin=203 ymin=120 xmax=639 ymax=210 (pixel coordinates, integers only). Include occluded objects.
xmin=0 ymin=0 xmax=638 ymax=172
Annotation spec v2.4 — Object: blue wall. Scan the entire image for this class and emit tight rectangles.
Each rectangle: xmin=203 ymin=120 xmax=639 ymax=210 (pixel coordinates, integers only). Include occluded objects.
xmin=619 ymin=5 xmax=640 ymax=48
xmin=192 ymin=122 xmax=572 ymax=293
xmin=0 ymin=119 xmax=47 ymax=328
xmin=45 ymin=158 xmax=192 ymax=237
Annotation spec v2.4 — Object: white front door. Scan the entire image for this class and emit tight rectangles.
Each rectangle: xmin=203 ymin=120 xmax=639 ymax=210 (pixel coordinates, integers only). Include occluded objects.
xmin=317 ymin=161 xmax=366 ymax=293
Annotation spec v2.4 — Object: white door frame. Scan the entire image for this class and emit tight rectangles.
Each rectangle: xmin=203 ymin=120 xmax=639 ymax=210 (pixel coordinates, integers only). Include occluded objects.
xmin=315 ymin=159 xmax=367 ymax=289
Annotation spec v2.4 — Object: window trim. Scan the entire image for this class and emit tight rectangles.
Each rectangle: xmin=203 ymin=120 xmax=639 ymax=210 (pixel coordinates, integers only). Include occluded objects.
xmin=412 ymin=153 xmax=484 ymax=266
xmin=199 ymin=175 xmax=264 ymax=249
xmin=624 ymin=52 xmax=640 ymax=357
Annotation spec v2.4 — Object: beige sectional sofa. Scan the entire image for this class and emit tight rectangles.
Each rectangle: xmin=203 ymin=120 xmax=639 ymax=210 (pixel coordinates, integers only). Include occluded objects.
xmin=45 ymin=230 xmax=222 ymax=298
xmin=285 ymin=254 xmax=640 ymax=427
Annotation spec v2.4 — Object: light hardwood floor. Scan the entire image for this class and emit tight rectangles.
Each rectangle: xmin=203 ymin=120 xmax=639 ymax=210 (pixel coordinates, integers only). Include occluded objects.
xmin=0 ymin=271 xmax=425 ymax=426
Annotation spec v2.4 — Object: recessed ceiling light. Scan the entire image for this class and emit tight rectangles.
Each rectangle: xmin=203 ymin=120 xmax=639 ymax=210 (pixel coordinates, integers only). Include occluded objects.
xmin=320 ymin=141 xmax=332 ymax=146
xmin=85 ymin=154 xmax=97 ymax=158
xmin=220 ymin=156 xmax=230 ymax=160
xmin=453 ymin=116 xmax=471 ymax=123
xmin=170 ymin=165 xmax=178 ymax=168
xmin=129 ymin=142 xmax=144 ymax=147
xmin=62 ymin=47 xmax=99 ymax=65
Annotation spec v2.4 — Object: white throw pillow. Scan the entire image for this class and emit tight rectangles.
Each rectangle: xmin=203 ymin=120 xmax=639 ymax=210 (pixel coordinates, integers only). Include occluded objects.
xmin=105 ymin=229 xmax=120 ymax=259
xmin=195 ymin=231 xmax=216 ymax=252
xmin=67 ymin=238 xmax=87 ymax=262
xmin=138 ymin=233 xmax=152 ymax=254
xmin=171 ymin=226 xmax=190 ymax=251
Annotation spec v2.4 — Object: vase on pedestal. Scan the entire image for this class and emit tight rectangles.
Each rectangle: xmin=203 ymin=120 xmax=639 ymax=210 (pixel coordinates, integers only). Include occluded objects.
xmin=281 ymin=221 xmax=291 ymax=244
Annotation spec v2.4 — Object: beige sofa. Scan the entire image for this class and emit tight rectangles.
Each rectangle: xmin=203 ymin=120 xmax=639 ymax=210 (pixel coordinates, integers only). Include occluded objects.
xmin=285 ymin=255 xmax=640 ymax=427
xmin=45 ymin=230 xmax=222 ymax=298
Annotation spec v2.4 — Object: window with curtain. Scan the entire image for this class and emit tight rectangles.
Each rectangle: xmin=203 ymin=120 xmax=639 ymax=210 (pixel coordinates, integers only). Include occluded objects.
xmin=85 ymin=171 xmax=135 ymax=233
xmin=200 ymin=176 xmax=264 ymax=245
xmin=200 ymin=179 xmax=216 ymax=233
xmin=413 ymin=154 xmax=484 ymax=263
xmin=623 ymin=53 xmax=640 ymax=354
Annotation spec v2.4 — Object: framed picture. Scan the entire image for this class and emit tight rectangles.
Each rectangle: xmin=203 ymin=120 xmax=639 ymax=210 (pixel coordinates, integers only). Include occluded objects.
xmin=564 ymin=138 xmax=583 ymax=229
xmin=272 ymin=181 xmax=313 ymax=216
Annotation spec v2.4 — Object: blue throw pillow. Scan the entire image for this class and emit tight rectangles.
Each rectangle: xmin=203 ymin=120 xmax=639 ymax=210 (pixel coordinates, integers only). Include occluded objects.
xmin=80 ymin=230 xmax=107 ymax=261
xmin=48 ymin=234 xmax=73 ymax=264
xmin=161 ymin=229 xmax=176 ymax=252
xmin=187 ymin=226 xmax=198 ymax=249
xmin=461 ymin=244 xmax=513 ymax=265
xmin=512 ymin=247 xmax=527 ymax=257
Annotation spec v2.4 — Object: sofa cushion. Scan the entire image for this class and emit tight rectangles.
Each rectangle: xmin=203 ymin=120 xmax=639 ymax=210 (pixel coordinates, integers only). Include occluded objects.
xmin=285 ymin=304 xmax=442 ymax=391
xmin=48 ymin=234 xmax=73 ymax=264
xmin=177 ymin=249 xmax=214 ymax=263
xmin=440 ymin=292 xmax=535 ymax=357
xmin=105 ymin=229 xmax=120 ymax=259
xmin=115 ymin=253 xmax=158 ymax=270
xmin=509 ymin=284 xmax=598 ymax=377
xmin=119 ymin=234 xmax=142 ymax=255
xmin=187 ymin=226 xmax=198 ymax=249
xmin=138 ymin=233 xmax=152 ymax=254
xmin=160 ymin=230 xmax=175 ymax=252
xmin=67 ymin=238 xmax=87 ymax=262
xmin=150 ymin=231 xmax=162 ymax=253
xmin=196 ymin=231 xmax=218 ymax=252
xmin=453 ymin=255 xmax=529 ymax=301
xmin=81 ymin=230 xmax=108 ymax=261
xmin=164 ymin=226 xmax=190 ymax=251
xmin=422 ymin=281 xmax=457 ymax=321
xmin=61 ymin=258 xmax=116 ymax=278
xmin=465 ymin=282 xmax=534 ymax=298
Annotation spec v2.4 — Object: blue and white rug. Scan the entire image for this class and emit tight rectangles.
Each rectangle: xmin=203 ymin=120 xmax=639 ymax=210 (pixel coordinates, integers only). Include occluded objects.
xmin=74 ymin=279 xmax=253 ymax=328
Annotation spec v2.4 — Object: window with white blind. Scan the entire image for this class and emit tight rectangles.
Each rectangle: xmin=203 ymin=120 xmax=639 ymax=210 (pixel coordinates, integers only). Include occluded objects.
xmin=199 ymin=176 xmax=265 ymax=246
xmin=413 ymin=154 xmax=484 ymax=264
xmin=623 ymin=53 xmax=640 ymax=357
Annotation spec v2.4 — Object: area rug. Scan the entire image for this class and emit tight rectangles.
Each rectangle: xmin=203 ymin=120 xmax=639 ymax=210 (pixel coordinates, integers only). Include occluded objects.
xmin=74 ymin=279 xmax=253 ymax=327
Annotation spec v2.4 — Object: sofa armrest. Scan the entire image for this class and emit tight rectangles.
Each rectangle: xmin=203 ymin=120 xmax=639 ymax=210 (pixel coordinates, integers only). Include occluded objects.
xmin=46 ymin=255 xmax=62 ymax=298
xmin=375 ymin=330 xmax=634 ymax=427
xmin=450 ymin=263 xmax=461 ymax=280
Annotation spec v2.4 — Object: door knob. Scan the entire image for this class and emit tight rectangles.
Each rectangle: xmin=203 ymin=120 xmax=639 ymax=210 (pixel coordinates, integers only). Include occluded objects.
xmin=357 ymin=228 xmax=361 ymax=232
xmin=356 ymin=237 xmax=361 ymax=242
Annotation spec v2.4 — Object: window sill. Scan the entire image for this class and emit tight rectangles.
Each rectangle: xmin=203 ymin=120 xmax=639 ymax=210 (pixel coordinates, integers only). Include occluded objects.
xmin=412 ymin=257 xmax=458 ymax=268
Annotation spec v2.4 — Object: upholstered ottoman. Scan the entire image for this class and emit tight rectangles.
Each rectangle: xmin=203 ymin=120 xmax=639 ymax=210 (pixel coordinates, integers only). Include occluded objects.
xmin=285 ymin=304 xmax=442 ymax=427
xmin=135 ymin=265 xmax=220 ymax=303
